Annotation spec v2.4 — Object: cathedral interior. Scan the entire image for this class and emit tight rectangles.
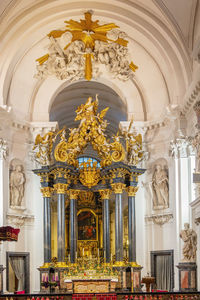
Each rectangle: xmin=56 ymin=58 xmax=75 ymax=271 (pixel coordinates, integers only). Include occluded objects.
xmin=0 ymin=0 xmax=200 ymax=297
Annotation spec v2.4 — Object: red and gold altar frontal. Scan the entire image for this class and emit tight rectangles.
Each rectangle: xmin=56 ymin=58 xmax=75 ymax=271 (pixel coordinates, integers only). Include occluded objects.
xmin=33 ymin=96 xmax=145 ymax=292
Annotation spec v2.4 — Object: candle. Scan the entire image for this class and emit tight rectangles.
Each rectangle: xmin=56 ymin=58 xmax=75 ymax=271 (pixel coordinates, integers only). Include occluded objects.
xmin=83 ymin=248 xmax=84 ymax=256
xmin=98 ymin=248 xmax=99 ymax=257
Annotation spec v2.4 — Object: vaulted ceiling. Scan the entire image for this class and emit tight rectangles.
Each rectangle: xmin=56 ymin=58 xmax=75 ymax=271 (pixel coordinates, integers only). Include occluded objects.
xmin=0 ymin=0 xmax=199 ymax=128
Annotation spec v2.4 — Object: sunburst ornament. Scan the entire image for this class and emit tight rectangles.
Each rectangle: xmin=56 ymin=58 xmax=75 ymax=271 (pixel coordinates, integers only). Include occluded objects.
xmin=36 ymin=11 xmax=138 ymax=81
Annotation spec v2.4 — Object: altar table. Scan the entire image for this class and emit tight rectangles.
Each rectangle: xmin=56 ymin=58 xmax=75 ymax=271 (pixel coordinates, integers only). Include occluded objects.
xmin=64 ymin=278 xmax=117 ymax=293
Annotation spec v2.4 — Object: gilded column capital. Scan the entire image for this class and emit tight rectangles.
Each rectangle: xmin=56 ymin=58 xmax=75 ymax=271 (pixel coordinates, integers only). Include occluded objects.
xmin=68 ymin=189 xmax=79 ymax=200
xmin=54 ymin=183 xmax=68 ymax=194
xmin=40 ymin=187 xmax=53 ymax=197
xmin=127 ymin=186 xmax=138 ymax=197
xmin=99 ymin=189 xmax=111 ymax=200
xmin=111 ymin=183 xmax=126 ymax=194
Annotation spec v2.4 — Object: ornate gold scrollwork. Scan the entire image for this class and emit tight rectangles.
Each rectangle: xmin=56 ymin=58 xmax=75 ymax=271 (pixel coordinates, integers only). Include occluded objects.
xmin=127 ymin=186 xmax=139 ymax=197
xmin=79 ymin=159 xmax=101 ymax=188
xmin=40 ymin=187 xmax=53 ymax=197
xmin=54 ymin=141 xmax=68 ymax=162
xmin=54 ymin=183 xmax=68 ymax=194
xmin=36 ymin=11 xmax=137 ymax=82
xmin=110 ymin=135 xmax=125 ymax=163
xmin=111 ymin=183 xmax=126 ymax=194
xmin=34 ymin=96 xmax=143 ymax=170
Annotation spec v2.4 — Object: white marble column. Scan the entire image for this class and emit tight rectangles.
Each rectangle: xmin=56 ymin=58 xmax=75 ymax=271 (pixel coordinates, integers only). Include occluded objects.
xmin=0 ymin=139 xmax=8 ymax=267
xmin=170 ymin=137 xmax=194 ymax=261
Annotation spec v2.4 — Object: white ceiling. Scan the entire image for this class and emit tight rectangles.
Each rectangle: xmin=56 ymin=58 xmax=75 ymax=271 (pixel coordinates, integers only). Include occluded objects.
xmin=0 ymin=0 xmax=199 ymax=125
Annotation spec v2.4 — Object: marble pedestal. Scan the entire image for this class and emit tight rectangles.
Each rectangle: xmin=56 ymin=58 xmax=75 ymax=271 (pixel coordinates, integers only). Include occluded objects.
xmin=177 ymin=262 xmax=197 ymax=291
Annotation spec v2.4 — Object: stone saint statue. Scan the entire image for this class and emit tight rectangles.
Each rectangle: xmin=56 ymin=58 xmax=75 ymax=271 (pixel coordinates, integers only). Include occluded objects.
xmin=180 ymin=223 xmax=197 ymax=262
xmin=10 ymin=164 xmax=25 ymax=207
xmin=152 ymin=164 xmax=169 ymax=209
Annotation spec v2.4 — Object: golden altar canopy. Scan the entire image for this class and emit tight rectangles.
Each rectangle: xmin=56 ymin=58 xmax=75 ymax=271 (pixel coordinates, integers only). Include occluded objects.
xmin=33 ymin=95 xmax=143 ymax=174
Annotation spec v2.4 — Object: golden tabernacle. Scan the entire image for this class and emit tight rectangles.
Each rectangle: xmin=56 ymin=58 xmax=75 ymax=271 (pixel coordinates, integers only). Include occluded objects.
xmin=33 ymin=95 xmax=145 ymax=292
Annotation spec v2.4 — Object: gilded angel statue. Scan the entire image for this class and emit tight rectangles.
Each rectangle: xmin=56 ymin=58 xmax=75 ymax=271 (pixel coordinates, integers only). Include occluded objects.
xmin=33 ymin=131 xmax=57 ymax=165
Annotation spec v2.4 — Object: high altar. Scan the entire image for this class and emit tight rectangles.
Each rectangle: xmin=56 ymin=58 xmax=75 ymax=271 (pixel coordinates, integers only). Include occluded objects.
xmin=33 ymin=96 xmax=145 ymax=293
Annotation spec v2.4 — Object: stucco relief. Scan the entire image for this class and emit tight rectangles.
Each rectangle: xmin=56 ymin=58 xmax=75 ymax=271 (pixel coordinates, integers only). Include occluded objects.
xmin=35 ymin=33 xmax=134 ymax=82
xmin=180 ymin=223 xmax=197 ymax=262
xmin=151 ymin=162 xmax=169 ymax=210
xmin=0 ymin=138 xmax=9 ymax=160
xmin=9 ymin=159 xmax=26 ymax=208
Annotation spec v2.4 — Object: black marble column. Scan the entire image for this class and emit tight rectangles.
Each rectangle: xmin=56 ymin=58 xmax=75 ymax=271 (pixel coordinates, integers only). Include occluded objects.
xmin=112 ymin=183 xmax=125 ymax=264
xmin=57 ymin=193 xmax=65 ymax=262
xmin=115 ymin=193 xmax=123 ymax=261
xmin=127 ymin=186 xmax=138 ymax=263
xmin=100 ymin=190 xmax=111 ymax=263
xmin=54 ymin=183 xmax=68 ymax=266
xmin=69 ymin=190 xmax=78 ymax=263
xmin=103 ymin=199 xmax=110 ymax=262
xmin=41 ymin=187 xmax=52 ymax=266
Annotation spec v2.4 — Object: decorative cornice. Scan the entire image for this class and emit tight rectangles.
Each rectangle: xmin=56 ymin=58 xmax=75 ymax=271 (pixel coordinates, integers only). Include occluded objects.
xmin=0 ymin=138 xmax=9 ymax=160
xmin=145 ymin=213 xmax=173 ymax=225
xmin=7 ymin=213 xmax=34 ymax=227
xmin=182 ymin=81 xmax=200 ymax=116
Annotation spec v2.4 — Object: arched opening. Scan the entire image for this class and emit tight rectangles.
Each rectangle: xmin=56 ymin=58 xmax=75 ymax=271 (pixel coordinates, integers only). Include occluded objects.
xmin=49 ymin=81 xmax=127 ymax=138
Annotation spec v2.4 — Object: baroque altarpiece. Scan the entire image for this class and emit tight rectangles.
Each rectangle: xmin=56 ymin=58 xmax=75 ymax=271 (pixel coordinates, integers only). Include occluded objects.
xmin=33 ymin=96 xmax=145 ymax=293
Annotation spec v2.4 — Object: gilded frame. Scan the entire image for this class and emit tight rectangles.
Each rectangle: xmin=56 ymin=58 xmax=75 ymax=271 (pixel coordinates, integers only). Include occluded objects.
xmin=77 ymin=208 xmax=98 ymax=242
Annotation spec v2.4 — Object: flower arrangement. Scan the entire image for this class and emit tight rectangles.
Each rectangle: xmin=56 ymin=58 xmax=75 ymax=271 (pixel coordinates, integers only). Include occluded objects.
xmin=41 ymin=273 xmax=60 ymax=288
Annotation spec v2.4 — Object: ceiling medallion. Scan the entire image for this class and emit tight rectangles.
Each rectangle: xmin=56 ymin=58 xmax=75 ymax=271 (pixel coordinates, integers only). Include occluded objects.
xmin=35 ymin=11 xmax=138 ymax=82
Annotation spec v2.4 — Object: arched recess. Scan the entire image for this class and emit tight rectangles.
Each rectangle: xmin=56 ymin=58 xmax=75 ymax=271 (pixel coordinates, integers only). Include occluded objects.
xmin=49 ymin=81 xmax=128 ymax=137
